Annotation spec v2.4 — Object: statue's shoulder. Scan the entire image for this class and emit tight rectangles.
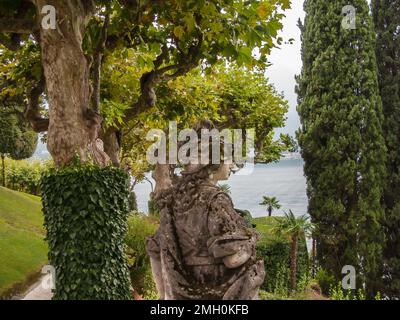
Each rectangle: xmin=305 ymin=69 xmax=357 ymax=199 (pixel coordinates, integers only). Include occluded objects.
xmin=199 ymin=185 xmax=234 ymax=208
xmin=200 ymin=184 xmax=219 ymax=194
xmin=199 ymin=185 xmax=223 ymax=199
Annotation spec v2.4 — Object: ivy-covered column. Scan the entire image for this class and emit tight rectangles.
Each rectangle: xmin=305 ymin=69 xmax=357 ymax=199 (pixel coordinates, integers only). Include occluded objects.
xmin=41 ymin=165 xmax=132 ymax=300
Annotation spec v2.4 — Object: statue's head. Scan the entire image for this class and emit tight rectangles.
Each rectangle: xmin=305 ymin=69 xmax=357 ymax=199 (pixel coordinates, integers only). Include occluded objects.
xmin=180 ymin=120 xmax=238 ymax=185
xmin=208 ymin=161 xmax=235 ymax=183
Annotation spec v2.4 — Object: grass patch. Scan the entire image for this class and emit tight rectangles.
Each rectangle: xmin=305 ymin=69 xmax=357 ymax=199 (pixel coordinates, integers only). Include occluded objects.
xmin=252 ymin=216 xmax=284 ymax=244
xmin=0 ymin=187 xmax=48 ymax=297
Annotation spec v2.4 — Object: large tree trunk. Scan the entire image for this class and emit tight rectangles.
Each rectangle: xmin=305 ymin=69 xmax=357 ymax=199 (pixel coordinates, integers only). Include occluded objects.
xmin=290 ymin=234 xmax=299 ymax=293
xmin=35 ymin=0 xmax=101 ymax=167
xmin=152 ymin=164 xmax=173 ymax=197
xmin=102 ymin=127 xmax=121 ymax=166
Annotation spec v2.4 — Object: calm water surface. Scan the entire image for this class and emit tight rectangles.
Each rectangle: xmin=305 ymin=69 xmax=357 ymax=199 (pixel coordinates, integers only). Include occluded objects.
xmin=134 ymin=159 xmax=308 ymax=218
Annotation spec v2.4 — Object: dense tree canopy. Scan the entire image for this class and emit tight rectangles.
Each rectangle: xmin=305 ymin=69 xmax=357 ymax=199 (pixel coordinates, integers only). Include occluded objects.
xmin=0 ymin=0 xmax=291 ymax=166
xmin=114 ymin=64 xmax=290 ymax=186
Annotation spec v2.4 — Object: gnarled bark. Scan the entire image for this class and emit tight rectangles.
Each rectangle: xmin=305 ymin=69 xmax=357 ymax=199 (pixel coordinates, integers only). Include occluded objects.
xmin=101 ymin=127 xmax=121 ymax=166
xmin=34 ymin=0 xmax=106 ymax=166
xmin=152 ymin=164 xmax=173 ymax=197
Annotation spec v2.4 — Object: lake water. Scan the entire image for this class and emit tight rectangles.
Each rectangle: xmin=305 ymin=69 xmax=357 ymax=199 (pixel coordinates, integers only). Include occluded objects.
xmin=134 ymin=159 xmax=308 ymax=218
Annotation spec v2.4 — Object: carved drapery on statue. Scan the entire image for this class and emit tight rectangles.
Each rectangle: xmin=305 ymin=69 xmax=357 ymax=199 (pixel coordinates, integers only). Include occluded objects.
xmin=146 ymin=171 xmax=265 ymax=300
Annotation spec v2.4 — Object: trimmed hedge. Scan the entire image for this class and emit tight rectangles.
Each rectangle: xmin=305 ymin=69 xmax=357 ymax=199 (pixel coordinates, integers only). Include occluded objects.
xmin=253 ymin=216 xmax=309 ymax=293
xmin=41 ymin=165 xmax=132 ymax=300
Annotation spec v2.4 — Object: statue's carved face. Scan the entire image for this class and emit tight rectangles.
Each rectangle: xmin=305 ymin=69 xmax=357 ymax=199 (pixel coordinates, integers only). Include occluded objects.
xmin=211 ymin=163 xmax=234 ymax=183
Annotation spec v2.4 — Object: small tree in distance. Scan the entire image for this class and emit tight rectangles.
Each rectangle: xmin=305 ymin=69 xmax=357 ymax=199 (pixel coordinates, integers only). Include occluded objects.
xmin=0 ymin=111 xmax=38 ymax=186
xmin=260 ymin=196 xmax=281 ymax=217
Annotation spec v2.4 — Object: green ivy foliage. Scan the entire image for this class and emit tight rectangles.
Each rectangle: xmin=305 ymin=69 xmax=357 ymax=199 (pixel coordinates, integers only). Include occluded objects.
xmin=41 ymin=165 xmax=132 ymax=300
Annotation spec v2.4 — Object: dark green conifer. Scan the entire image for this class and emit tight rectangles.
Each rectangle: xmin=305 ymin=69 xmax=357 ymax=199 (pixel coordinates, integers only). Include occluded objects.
xmin=296 ymin=0 xmax=386 ymax=296
xmin=372 ymin=0 xmax=400 ymax=298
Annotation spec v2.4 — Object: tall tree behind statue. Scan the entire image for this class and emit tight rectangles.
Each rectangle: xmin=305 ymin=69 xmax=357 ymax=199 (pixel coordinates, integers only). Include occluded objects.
xmin=296 ymin=0 xmax=386 ymax=297
xmin=372 ymin=0 xmax=400 ymax=299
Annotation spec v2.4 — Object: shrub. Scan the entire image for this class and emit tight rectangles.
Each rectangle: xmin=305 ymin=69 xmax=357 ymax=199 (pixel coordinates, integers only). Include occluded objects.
xmin=41 ymin=165 xmax=132 ymax=300
xmin=329 ymin=282 xmax=366 ymax=300
xmin=253 ymin=216 xmax=309 ymax=294
xmin=4 ymin=158 xmax=50 ymax=195
xmin=315 ymin=268 xmax=336 ymax=296
xmin=258 ymin=289 xmax=288 ymax=300
xmin=125 ymin=213 xmax=158 ymax=296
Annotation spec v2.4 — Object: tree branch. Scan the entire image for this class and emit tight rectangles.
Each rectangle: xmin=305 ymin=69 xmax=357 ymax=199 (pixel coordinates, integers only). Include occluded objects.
xmin=91 ymin=11 xmax=110 ymax=113
xmin=24 ymin=75 xmax=49 ymax=133
xmin=0 ymin=19 xmax=36 ymax=34
xmin=123 ymin=35 xmax=203 ymax=123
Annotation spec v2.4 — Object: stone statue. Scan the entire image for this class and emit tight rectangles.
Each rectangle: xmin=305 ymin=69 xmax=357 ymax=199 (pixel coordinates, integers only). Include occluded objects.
xmin=146 ymin=122 xmax=265 ymax=300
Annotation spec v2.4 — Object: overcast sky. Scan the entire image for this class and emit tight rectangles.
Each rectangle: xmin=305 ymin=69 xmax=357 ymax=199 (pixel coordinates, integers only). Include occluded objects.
xmin=267 ymin=0 xmax=305 ymax=137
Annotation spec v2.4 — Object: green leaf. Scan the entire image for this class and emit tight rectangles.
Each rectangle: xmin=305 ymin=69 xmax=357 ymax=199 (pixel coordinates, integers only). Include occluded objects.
xmin=173 ymin=26 xmax=185 ymax=39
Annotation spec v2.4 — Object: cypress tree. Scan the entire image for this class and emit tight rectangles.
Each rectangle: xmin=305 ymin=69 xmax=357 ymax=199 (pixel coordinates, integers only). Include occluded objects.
xmin=296 ymin=0 xmax=386 ymax=296
xmin=372 ymin=0 xmax=400 ymax=298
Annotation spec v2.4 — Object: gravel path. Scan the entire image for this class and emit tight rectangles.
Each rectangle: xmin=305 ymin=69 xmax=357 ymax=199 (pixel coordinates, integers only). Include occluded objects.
xmin=22 ymin=274 xmax=53 ymax=300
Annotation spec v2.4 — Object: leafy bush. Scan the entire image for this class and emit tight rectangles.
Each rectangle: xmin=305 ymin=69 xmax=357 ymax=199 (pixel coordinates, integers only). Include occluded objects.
xmin=125 ymin=213 xmax=159 ymax=297
xmin=329 ymin=283 xmax=366 ymax=300
xmin=315 ymin=268 xmax=336 ymax=296
xmin=253 ymin=216 xmax=309 ymax=293
xmin=3 ymin=158 xmax=50 ymax=195
xmin=41 ymin=165 xmax=132 ymax=300
xmin=328 ymin=282 xmax=383 ymax=300
xmin=259 ymin=289 xmax=288 ymax=300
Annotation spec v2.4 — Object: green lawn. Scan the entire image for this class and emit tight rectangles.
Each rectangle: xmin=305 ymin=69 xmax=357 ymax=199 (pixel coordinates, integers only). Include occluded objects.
xmin=252 ymin=216 xmax=285 ymax=244
xmin=0 ymin=187 xmax=48 ymax=296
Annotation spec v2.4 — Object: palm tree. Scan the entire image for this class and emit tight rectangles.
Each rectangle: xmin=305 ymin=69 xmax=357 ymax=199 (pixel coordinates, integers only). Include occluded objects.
xmin=273 ymin=210 xmax=313 ymax=293
xmin=259 ymin=196 xmax=281 ymax=216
